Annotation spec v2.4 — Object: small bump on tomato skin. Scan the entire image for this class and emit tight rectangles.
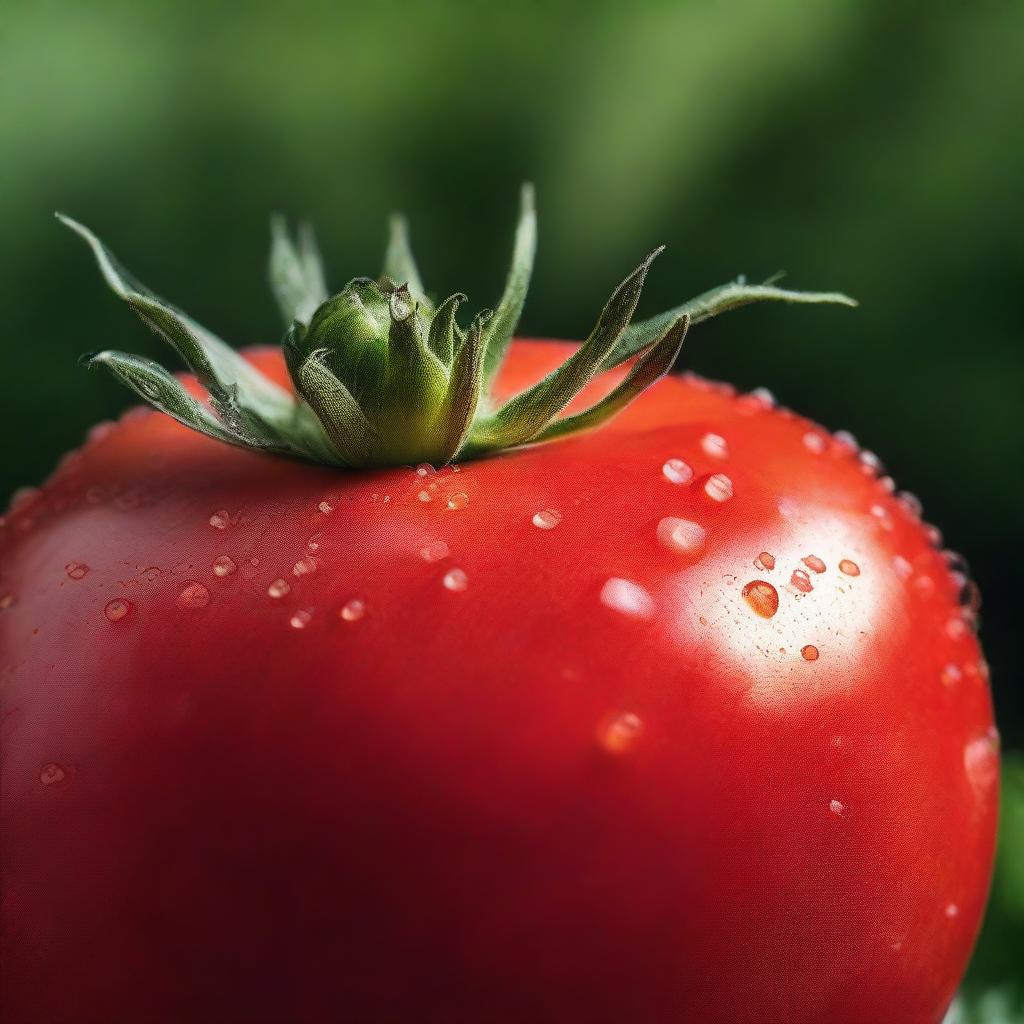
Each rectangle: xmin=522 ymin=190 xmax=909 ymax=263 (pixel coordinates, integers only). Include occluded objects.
xmin=0 ymin=344 xmax=998 ymax=1024
xmin=340 ymin=598 xmax=366 ymax=623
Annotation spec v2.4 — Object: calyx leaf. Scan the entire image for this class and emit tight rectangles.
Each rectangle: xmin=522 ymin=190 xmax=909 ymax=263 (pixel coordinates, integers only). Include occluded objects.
xmin=62 ymin=190 xmax=855 ymax=469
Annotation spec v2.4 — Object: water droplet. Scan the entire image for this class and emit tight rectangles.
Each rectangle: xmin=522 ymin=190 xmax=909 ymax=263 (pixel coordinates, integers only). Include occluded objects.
xmin=177 ymin=583 xmax=210 ymax=609
xmin=340 ymin=598 xmax=366 ymax=622
xmin=39 ymin=762 xmax=67 ymax=786
xmin=859 ymin=450 xmax=884 ymax=476
xmin=964 ymin=731 xmax=1000 ymax=800
xmin=267 ymin=578 xmax=291 ymax=598
xmin=834 ymin=430 xmax=858 ymax=450
xmin=801 ymin=644 xmax=819 ymax=662
xmin=704 ymin=473 xmax=734 ymax=502
xmin=65 ymin=562 xmax=90 ymax=580
xmin=701 ymin=433 xmax=729 ymax=459
xmin=897 ymin=490 xmax=923 ymax=517
xmin=443 ymin=568 xmax=469 ymax=592
xmin=104 ymin=598 xmax=132 ymax=622
xmin=597 ymin=711 xmax=644 ymax=755
xmin=600 ymin=578 xmax=655 ymax=619
xmin=802 ymin=432 xmax=827 ymax=454
xmin=306 ymin=533 xmax=322 ymax=553
xmin=532 ymin=509 xmax=563 ymax=530
xmin=289 ymin=609 xmax=312 ymax=629
xmin=790 ymin=569 xmax=813 ymax=593
xmin=940 ymin=663 xmax=962 ymax=688
xmin=447 ymin=492 xmax=469 ymax=511
xmin=802 ymin=555 xmax=826 ymax=574
xmin=417 ymin=490 xmax=433 ymax=503
xmin=420 ymin=540 xmax=450 ymax=562
xmin=742 ymin=580 xmax=779 ymax=618
xmin=656 ymin=517 xmax=706 ymax=556
xmin=415 ymin=463 xmax=435 ymax=477
xmin=209 ymin=510 xmax=231 ymax=530
xmin=879 ymin=475 xmax=896 ymax=494
xmin=141 ymin=566 xmax=161 ymax=582
xmin=829 ymin=799 xmax=844 ymax=816
xmin=0 ymin=593 xmax=15 ymax=610
xmin=946 ymin=616 xmax=968 ymax=641
xmin=318 ymin=500 xmax=334 ymax=514
xmin=914 ymin=574 xmax=936 ymax=598
xmin=869 ymin=504 xmax=893 ymax=531
xmin=839 ymin=558 xmax=860 ymax=577
xmin=748 ymin=386 xmax=776 ymax=408
xmin=662 ymin=458 xmax=694 ymax=485
xmin=959 ymin=578 xmax=981 ymax=612
xmin=212 ymin=555 xmax=237 ymax=578
xmin=945 ymin=904 xmax=959 ymax=919
xmin=925 ymin=523 xmax=944 ymax=548
xmin=292 ymin=556 xmax=318 ymax=577
xmin=892 ymin=555 xmax=912 ymax=581
xmin=754 ymin=551 xmax=776 ymax=571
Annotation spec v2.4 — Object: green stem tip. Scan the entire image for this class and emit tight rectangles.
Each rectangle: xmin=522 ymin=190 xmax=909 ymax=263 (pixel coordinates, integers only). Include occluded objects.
xmin=58 ymin=188 xmax=856 ymax=469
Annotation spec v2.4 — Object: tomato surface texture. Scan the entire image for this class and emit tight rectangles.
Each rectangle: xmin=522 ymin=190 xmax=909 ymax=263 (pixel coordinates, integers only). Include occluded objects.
xmin=0 ymin=343 xmax=998 ymax=1023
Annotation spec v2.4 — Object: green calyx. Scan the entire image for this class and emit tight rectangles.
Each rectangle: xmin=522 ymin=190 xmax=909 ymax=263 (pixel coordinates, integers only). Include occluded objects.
xmin=60 ymin=186 xmax=856 ymax=469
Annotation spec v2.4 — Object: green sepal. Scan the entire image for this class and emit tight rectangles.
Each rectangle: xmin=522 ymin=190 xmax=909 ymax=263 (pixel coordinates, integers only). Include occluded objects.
xmin=481 ymin=183 xmax=537 ymax=389
xmin=602 ymin=278 xmax=857 ymax=372
xmin=383 ymin=213 xmax=432 ymax=313
xmin=269 ymin=215 xmax=328 ymax=327
xmin=469 ymin=246 xmax=663 ymax=453
xmin=431 ymin=312 xmax=489 ymax=464
xmin=294 ymin=350 xmax=373 ymax=467
xmin=427 ymin=292 xmax=466 ymax=364
xmin=536 ymin=312 xmax=689 ymax=443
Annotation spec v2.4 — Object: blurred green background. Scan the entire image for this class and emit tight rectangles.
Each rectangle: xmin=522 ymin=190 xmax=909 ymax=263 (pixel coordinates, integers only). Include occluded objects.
xmin=2 ymin=0 xmax=1022 ymax=1015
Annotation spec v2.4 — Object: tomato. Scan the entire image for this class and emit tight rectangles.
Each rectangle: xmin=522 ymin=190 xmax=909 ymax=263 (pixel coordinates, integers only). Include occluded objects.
xmin=0 ymin=342 xmax=998 ymax=1023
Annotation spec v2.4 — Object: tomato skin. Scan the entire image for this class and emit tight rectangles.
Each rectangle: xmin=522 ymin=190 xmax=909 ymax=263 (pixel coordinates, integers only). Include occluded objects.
xmin=0 ymin=343 xmax=997 ymax=1024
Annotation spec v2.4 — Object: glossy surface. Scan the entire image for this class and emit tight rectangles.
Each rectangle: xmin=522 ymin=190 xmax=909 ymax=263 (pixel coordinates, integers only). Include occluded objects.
xmin=1 ymin=343 xmax=998 ymax=1023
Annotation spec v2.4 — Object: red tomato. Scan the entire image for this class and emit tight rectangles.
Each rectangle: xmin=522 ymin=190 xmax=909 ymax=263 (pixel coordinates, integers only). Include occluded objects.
xmin=0 ymin=343 xmax=998 ymax=1023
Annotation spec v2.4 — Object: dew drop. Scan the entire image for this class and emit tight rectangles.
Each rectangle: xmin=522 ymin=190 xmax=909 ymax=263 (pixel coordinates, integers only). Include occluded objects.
xmin=829 ymin=799 xmax=844 ymax=816
xmin=267 ymin=578 xmax=291 ymax=599
xmin=839 ymin=558 xmax=860 ymax=577
xmin=318 ymin=500 xmax=334 ymax=514
xmin=443 ymin=568 xmax=469 ymax=592
xmin=704 ymin=473 xmax=734 ymax=502
xmin=600 ymin=578 xmax=655 ymax=619
xmin=897 ymin=490 xmax=923 ymax=517
xmin=306 ymin=534 xmax=322 ymax=553
xmin=447 ymin=492 xmax=469 ymax=511
xmin=748 ymin=386 xmax=776 ymax=408
xmin=597 ymin=711 xmax=644 ymax=755
xmin=802 ymin=555 xmax=826 ymax=574
xmin=656 ymin=517 xmax=706 ymax=556
xmin=0 ymin=593 xmax=14 ymax=611
xmin=940 ymin=663 xmax=962 ymax=688
xmin=946 ymin=616 xmax=968 ymax=641
xmin=914 ymin=574 xmax=936 ymax=598
xmin=801 ymin=644 xmax=819 ymax=662
xmin=892 ymin=555 xmax=912 ymax=581
xmin=925 ymin=523 xmax=944 ymax=548
xmin=754 ymin=551 xmax=776 ymax=571
xmin=177 ymin=583 xmax=210 ymax=609
xmin=293 ymin=556 xmax=318 ymax=577
xmin=419 ymin=540 xmax=450 ymax=563
xmin=945 ymin=904 xmax=959 ymax=919
xmin=415 ymin=463 xmax=435 ymax=477
xmin=790 ymin=569 xmax=813 ymax=593
xmin=803 ymin=432 xmax=827 ymax=454
xmin=208 ymin=510 xmax=231 ymax=530
xmin=870 ymin=504 xmax=894 ymax=531
xmin=212 ymin=555 xmax=237 ymax=578
xmin=964 ymin=731 xmax=1000 ymax=800
xmin=701 ymin=433 xmax=729 ymax=459
xmin=289 ymin=609 xmax=312 ymax=630
xmin=662 ymin=458 xmax=694 ymax=485
xmin=104 ymin=598 xmax=132 ymax=622
xmin=65 ymin=561 xmax=90 ymax=580
xmin=834 ymin=429 xmax=858 ymax=450
xmin=417 ymin=490 xmax=433 ymax=503
xmin=141 ymin=566 xmax=161 ymax=582
xmin=859 ymin=450 xmax=884 ymax=475
xmin=532 ymin=509 xmax=563 ymax=530
xmin=340 ymin=598 xmax=366 ymax=622
xmin=39 ymin=762 xmax=67 ymax=786
xmin=741 ymin=580 xmax=779 ymax=618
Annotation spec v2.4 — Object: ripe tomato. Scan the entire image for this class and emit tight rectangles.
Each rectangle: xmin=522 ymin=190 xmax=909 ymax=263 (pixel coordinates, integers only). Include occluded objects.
xmin=0 ymin=342 xmax=997 ymax=1023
